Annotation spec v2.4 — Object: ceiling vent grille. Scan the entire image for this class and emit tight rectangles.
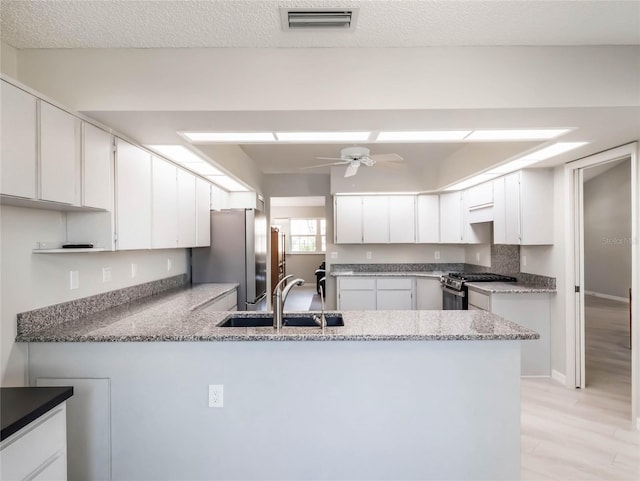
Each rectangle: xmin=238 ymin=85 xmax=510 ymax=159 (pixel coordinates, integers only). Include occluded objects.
xmin=281 ymin=8 xmax=358 ymax=30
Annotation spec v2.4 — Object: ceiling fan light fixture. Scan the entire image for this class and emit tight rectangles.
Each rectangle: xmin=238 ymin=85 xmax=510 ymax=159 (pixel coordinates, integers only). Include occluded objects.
xmin=377 ymin=131 xmax=471 ymax=142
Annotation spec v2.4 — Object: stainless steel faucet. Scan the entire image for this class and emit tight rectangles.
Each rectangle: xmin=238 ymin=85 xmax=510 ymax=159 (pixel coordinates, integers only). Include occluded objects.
xmin=273 ymin=274 xmax=305 ymax=329
xmin=312 ymin=284 xmax=327 ymax=332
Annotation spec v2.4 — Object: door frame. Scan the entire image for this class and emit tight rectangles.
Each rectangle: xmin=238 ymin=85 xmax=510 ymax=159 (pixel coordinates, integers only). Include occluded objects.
xmin=564 ymin=142 xmax=638 ymax=427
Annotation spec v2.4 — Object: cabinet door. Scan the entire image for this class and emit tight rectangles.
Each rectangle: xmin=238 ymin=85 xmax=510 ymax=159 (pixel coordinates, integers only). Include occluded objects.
xmin=177 ymin=168 xmax=197 ymax=247
xmin=116 ymin=139 xmax=151 ymax=250
xmin=492 ymin=177 xmax=506 ymax=244
xmin=362 ymin=196 xmax=389 ymax=243
xmin=152 ymin=156 xmax=178 ymax=248
xmin=334 ymin=196 xmax=363 ymax=243
xmin=377 ymin=290 xmax=413 ymax=310
xmin=0 ymin=81 xmax=37 ymax=199
xmin=338 ymin=289 xmax=376 ymax=310
xmin=40 ymin=101 xmax=79 ymax=204
xmin=417 ymin=195 xmax=439 ymax=243
xmin=389 ymin=195 xmax=416 ymax=243
xmin=504 ymin=172 xmax=521 ymax=244
xmin=439 ymin=192 xmax=463 ymax=243
xmin=82 ymin=122 xmax=112 ymax=210
xmin=416 ymin=278 xmax=442 ymax=309
xmin=196 ymin=177 xmax=211 ymax=247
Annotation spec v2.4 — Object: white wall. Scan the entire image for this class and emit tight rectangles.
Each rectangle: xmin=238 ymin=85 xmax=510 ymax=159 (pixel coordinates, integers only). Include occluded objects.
xmin=1 ymin=41 xmax=18 ymax=77
xmin=0 ymin=206 xmax=189 ymax=386
xmin=583 ymin=161 xmax=632 ymax=299
xmin=465 ymin=244 xmax=491 ymax=268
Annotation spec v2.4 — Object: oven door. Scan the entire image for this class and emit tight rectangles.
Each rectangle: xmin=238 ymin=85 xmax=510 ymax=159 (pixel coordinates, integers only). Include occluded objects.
xmin=442 ymin=285 xmax=466 ymax=310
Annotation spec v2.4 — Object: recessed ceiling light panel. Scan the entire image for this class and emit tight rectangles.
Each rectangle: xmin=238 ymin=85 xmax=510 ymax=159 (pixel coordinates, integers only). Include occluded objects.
xmin=465 ymin=129 xmax=571 ymax=141
xmin=444 ymin=173 xmax=500 ymax=191
xmin=181 ymin=132 xmax=275 ymax=143
xmin=275 ymin=131 xmax=371 ymax=142
xmin=207 ymin=175 xmax=249 ymax=192
xmin=518 ymin=142 xmax=588 ymax=161
xmin=377 ymin=131 xmax=471 ymax=142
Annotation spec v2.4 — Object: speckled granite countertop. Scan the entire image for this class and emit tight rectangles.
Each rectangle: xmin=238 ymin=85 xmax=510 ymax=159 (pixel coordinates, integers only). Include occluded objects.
xmin=16 ymin=283 xmax=539 ymax=342
xmin=331 ymin=271 xmax=445 ymax=279
xmin=466 ymin=282 xmax=556 ymax=294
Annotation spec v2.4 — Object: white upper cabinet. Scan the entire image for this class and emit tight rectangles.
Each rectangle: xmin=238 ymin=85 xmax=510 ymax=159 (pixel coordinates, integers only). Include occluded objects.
xmin=195 ymin=177 xmax=211 ymax=247
xmin=465 ymin=181 xmax=493 ymax=223
xmin=389 ymin=195 xmax=416 ymax=243
xmin=439 ymin=191 xmax=463 ymax=243
xmin=82 ymin=122 xmax=112 ymax=210
xmin=362 ymin=195 xmax=389 ymax=243
xmin=417 ymin=195 xmax=439 ymax=243
xmin=177 ymin=168 xmax=197 ymax=248
xmin=210 ymin=183 xmax=229 ymax=211
xmin=115 ymin=139 xmax=152 ymax=250
xmin=39 ymin=101 xmax=80 ymax=205
xmin=334 ymin=196 xmax=363 ymax=244
xmin=1 ymin=81 xmax=37 ymax=199
xmin=151 ymin=156 xmax=178 ymax=249
xmin=493 ymin=169 xmax=554 ymax=245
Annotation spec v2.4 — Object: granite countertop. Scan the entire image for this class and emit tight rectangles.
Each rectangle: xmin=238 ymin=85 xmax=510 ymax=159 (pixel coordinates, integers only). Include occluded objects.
xmin=1 ymin=386 xmax=74 ymax=441
xmin=16 ymin=282 xmax=539 ymax=342
xmin=466 ymin=282 xmax=556 ymax=294
xmin=331 ymin=271 xmax=445 ymax=278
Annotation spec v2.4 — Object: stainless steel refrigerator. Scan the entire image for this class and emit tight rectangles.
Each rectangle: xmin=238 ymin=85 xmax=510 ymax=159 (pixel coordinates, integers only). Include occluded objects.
xmin=192 ymin=209 xmax=267 ymax=311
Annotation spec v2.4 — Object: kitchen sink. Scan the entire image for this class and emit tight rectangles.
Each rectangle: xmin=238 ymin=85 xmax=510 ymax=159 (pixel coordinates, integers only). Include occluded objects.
xmin=217 ymin=313 xmax=344 ymax=328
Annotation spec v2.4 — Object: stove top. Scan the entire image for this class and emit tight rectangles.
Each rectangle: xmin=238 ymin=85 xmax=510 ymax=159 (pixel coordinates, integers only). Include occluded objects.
xmin=447 ymin=272 xmax=518 ymax=282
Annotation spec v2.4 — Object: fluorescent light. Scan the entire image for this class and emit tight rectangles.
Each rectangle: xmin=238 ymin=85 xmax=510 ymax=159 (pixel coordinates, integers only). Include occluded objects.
xmin=275 ymin=132 xmax=371 ymax=142
xmin=206 ymin=175 xmax=249 ymax=192
xmin=377 ymin=131 xmax=471 ymax=142
xmin=444 ymin=174 xmax=499 ymax=191
xmin=186 ymin=162 xmax=224 ymax=176
xmin=487 ymin=159 xmax=539 ymax=175
xmin=148 ymin=145 xmax=208 ymax=164
xmin=465 ymin=129 xmax=570 ymax=141
xmin=518 ymin=142 xmax=588 ymax=161
xmin=181 ymin=132 xmax=275 ymax=142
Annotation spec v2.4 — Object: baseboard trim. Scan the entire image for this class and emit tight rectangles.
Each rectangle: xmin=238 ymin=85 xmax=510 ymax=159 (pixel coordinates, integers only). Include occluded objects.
xmin=585 ymin=290 xmax=630 ymax=304
xmin=551 ymin=369 xmax=566 ymax=386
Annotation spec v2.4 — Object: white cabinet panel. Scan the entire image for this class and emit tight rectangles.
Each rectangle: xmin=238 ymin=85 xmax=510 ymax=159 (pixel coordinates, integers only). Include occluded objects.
xmin=196 ymin=177 xmax=211 ymax=247
xmin=152 ymin=156 xmax=178 ymax=249
xmin=334 ymin=196 xmax=363 ymax=244
xmin=416 ymin=278 xmax=442 ymax=309
xmin=417 ymin=195 xmax=439 ymax=243
xmin=177 ymin=168 xmax=197 ymax=247
xmin=504 ymin=172 xmax=521 ymax=244
xmin=376 ymin=290 xmax=413 ymax=310
xmin=210 ymin=184 xmax=229 ymax=211
xmin=493 ymin=177 xmax=507 ymax=244
xmin=439 ymin=192 xmax=463 ymax=243
xmin=466 ymin=182 xmax=493 ymax=208
xmin=338 ymin=289 xmax=376 ymax=310
xmin=0 ymin=81 xmax=37 ymax=199
xmin=116 ymin=139 xmax=151 ymax=250
xmin=40 ymin=101 xmax=79 ymax=204
xmin=389 ymin=195 xmax=416 ymax=243
xmin=362 ymin=195 xmax=389 ymax=243
xmin=82 ymin=123 xmax=112 ymax=210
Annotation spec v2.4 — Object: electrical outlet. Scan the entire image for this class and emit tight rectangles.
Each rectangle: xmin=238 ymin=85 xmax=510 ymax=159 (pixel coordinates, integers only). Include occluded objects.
xmin=476 ymin=251 xmax=480 ymax=262
xmin=366 ymin=251 xmax=372 ymax=260
xmin=522 ymin=255 xmax=527 ymax=267
xmin=167 ymin=259 xmax=172 ymax=271
xmin=434 ymin=251 xmax=440 ymax=260
xmin=102 ymin=267 xmax=112 ymax=283
xmin=131 ymin=263 xmax=137 ymax=278
xmin=208 ymin=384 xmax=224 ymax=408
xmin=69 ymin=270 xmax=79 ymax=290
xmin=330 ymin=252 xmax=338 ymax=259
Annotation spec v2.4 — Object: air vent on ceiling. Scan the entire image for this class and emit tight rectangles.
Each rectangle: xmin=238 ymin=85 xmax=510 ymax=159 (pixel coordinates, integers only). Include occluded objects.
xmin=281 ymin=8 xmax=358 ymax=30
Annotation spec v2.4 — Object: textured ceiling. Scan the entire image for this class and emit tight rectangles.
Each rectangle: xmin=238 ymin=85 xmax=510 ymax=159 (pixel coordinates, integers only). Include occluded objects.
xmin=2 ymin=0 xmax=639 ymax=49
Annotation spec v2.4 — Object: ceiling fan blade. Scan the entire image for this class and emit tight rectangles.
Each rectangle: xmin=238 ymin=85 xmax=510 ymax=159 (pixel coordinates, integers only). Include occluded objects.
xmin=299 ymin=161 xmax=349 ymax=170
xmin=315 ymin=156 xmax=346 ymax=161
xmin=369 ymin=153 xmax=404 ymax=162
xmin=344 ymin=162 xmax=360 ymax=178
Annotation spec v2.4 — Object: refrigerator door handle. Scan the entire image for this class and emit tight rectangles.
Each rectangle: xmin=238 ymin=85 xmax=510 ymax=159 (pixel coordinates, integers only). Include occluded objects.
xmin=246 ymin=292 xmax=267 ymax=306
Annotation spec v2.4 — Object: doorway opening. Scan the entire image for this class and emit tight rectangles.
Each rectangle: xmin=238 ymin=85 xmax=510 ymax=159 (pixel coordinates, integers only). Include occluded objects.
xmin=566 ymin=143 xmax=637 ymax=426
xmin=270 ymin=196 xmax=327 ymax=311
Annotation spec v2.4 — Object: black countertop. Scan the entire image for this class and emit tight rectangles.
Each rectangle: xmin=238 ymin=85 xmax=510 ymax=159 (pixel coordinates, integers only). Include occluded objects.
xmin=1 ymin=386 xmax=73 ymax=441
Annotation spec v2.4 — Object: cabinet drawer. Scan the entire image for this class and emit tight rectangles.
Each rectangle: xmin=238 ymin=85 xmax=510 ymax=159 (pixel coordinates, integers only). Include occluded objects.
xmin=339 ymin=278 xmax=375 ymax=290
xmin=376 ymin=278 xmax=413 ymax=290
xmin=1 ymin=406 xmax=67 ymax=481
xmin=468 ymin=289 xmax=490 ymax=311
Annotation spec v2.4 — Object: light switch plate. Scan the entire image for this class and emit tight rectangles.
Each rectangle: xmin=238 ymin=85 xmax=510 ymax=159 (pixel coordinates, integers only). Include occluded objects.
xmin=102 ymin=267 xmax=112 ymax=282
xmin=69 ymin=270 xmax=79 ymax=290
xmin=434 ymin=251 xmax=440 ymax=260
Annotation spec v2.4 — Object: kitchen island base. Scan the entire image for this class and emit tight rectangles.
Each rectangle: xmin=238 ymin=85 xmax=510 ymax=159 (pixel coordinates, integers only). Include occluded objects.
xmin=29 ymin=339 xmax=521 ymax=481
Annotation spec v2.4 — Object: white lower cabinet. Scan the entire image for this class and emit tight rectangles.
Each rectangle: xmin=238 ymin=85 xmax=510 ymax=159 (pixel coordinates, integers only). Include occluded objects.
xmin=337 ymin=277 xmax=414 ymax=310
xmin=1 ymin=404 xmax=68 ymax=481
xmin=200 ymin=289 xmax=238 ymax=312
xmin=416 ymin=278 xmax=443 ymax=309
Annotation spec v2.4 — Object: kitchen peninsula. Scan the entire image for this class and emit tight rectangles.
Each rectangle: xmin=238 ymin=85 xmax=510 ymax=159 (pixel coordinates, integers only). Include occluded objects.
xmin=17 ymin=282 xmax=538 ymax=481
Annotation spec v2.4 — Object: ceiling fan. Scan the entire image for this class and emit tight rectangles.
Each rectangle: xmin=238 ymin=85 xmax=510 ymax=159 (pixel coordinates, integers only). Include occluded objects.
xmin=303 ymin=146 xmax=404 ymax=177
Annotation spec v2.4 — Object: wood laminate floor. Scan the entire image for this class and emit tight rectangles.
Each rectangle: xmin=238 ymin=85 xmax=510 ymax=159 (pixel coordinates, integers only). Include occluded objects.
xmin=521 ymin=295 xmax=639 ymax=480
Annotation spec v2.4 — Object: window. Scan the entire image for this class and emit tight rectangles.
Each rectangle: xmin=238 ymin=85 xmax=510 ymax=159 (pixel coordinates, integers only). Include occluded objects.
xmin=290 ymin=218 xmax=326 ymax=253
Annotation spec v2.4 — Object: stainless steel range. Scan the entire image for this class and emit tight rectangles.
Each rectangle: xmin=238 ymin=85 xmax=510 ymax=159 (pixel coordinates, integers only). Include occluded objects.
xmin=441 ymin=272 xmax=517 ymax=310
